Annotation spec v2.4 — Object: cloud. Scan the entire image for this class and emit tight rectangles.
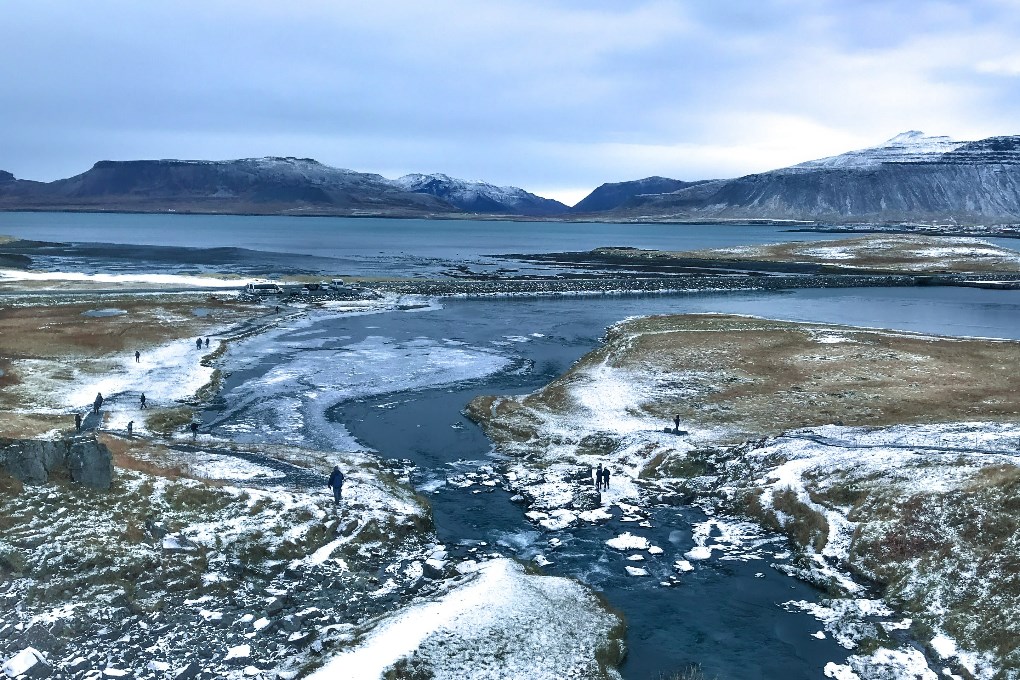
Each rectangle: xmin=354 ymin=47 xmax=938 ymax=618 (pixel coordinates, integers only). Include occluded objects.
xmin=1 ymin=0 xmax=1019 ymax=197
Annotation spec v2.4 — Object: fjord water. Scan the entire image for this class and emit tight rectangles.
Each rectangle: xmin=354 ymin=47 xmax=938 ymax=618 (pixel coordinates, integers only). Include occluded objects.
xmin=16 ymin=211 xmax=1020 ymax=278
xmin=207 ymin=287 xmax=1020 ymax=679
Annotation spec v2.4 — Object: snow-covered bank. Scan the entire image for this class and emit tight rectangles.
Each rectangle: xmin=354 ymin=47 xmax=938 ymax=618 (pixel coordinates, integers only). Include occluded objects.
xmin=0 ymin=269 xmax=254 ymax=287
xmin=306 ymin=558 xmax=622 ymax=680
xmin=468 ymin=314 xmax=1020 ymax=678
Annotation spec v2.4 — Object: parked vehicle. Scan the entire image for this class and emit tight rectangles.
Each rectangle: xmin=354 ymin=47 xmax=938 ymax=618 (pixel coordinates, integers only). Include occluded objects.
xmin=245 ymin=283 xmax=283 ymax=294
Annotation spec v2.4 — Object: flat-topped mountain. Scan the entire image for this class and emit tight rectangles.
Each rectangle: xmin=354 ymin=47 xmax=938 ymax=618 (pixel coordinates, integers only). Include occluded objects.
xmin=606 ymin=132 xmax=1020 ymax=224
xmin=0 ymin=158 xmax=565 ymax=217
xmin=394 ymin=173 xmax=568 ymax=216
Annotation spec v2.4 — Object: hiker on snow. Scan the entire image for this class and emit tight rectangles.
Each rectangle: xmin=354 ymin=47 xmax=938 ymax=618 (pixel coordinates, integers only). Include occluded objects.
xmin=74 ymin=412 xmax=82 ymax=432
xmin=93 ymin=393 xmax=103 ymax=414
xmin=140 ymin=393 xmax=147 ymax=409
xmin=328 ymin=466 xmax=346 ymax=506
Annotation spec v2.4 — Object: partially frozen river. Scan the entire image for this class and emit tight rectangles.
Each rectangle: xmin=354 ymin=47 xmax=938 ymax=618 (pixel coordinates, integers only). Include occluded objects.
xmin=206 ymin=286 xmax=1020 ymax=679
xmin=9 ymin=212 xmax=1020 ymax=676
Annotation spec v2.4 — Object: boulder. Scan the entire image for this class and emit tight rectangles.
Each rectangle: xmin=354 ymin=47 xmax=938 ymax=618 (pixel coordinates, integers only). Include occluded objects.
xmin=571 ymin=488 xmax=602 ymax=512
xmin=2 ymin=446 xmax=48 ymax=485
xmin=67 ymin=440 xmax=113 ymax=489
xmin=0 ymin=436 xmax=112 ymax=489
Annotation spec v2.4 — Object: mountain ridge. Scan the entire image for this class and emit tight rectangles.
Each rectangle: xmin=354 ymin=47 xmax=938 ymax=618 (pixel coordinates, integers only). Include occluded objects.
xmin=3 ymin=132 xmax=1020 ymax=223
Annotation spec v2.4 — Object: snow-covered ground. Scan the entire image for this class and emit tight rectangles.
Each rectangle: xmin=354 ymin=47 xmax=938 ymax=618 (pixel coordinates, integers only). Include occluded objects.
xmin=471 ymin=314 xmax=1020 ymax=678
xmin=306 ymin=558 xmax=621 ymax=680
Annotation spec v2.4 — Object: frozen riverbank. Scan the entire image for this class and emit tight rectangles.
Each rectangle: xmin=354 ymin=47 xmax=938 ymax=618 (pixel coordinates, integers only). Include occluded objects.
xmin=468 ymin=314 xmax=1020 ymax=678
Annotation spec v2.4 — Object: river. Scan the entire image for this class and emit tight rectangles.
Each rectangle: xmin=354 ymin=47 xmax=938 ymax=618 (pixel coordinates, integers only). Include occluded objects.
xmin=7 ymin=212 xmax=1020 ymax=677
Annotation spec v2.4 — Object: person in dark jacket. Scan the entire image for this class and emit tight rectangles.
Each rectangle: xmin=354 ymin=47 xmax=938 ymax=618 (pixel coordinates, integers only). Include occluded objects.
xmin=602 ymin=468 xmax=611 ymax=491
xmin=93 ymin=393 xmax=104 ymax=414
xmin=196 ymin=338 xmax=203 ymax=349
xmin=135 ymin=350 xmax=140 ymax=363
xmin=190 ymin=421 xmax=199 ymax=437
xmin=127 ymin=421 xmax=134 ymax=436
xmin=595 ymin=463 xmax=603 ymax=488
xmin=673 ymin=414 xmax=680 ymax=433
xmin=140 ymin=393 xmax=147 ymax=409
xmin=328 ymin=465 xmax=346 ymax=506
xmin=74 ymin=412 xmax=82 ymax=432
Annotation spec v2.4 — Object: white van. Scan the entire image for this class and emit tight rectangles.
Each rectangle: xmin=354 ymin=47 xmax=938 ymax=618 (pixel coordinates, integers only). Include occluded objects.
xmin=245 ymin=283 xmax=283 ymax=294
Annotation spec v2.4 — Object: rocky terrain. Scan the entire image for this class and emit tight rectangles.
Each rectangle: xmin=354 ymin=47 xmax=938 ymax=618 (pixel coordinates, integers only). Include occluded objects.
xmin=0 ymin=283 xmax=626 ymax=679
xmin=467 ymin=314 xmax=1020 ymax=679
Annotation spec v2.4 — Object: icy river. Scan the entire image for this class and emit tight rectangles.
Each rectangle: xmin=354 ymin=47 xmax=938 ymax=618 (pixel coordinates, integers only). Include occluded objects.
xmin=5 ymin=212 xmax=1020 ymax=677
xmin=205 ymin=286 xmax=1020 ymax=679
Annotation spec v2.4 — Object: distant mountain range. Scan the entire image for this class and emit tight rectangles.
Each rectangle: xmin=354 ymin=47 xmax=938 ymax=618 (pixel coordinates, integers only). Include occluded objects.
xmin=2 ymin=131 xmax=1019 ymax=223
xmin=0 ymin=158 xmax=568 ymax=218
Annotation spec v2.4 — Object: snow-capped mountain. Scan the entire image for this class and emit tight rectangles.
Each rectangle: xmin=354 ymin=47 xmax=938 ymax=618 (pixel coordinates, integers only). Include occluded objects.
xmin=790 ymin=131 xmax=966 ymax=171
xmin=0 ymin=159 xmax=569 ymax=217
xmin=393 ymin=173 xmax=568 ymax=216
xmin=611 ymin=132 xmax=1020 ymax=224
xmin=0 ymin=157 xmax=456 ymax=216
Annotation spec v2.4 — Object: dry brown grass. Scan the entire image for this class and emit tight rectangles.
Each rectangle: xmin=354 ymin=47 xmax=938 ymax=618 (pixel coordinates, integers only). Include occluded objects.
xmin=540 ymin=314 xmax=1020 ymax=444
xmin=0 ymin=296 xmax=249 ymax=360
xmin=97 ymin=432 xmax=196 ymax=480
xmin=599 ymin=234 xmax=1020 ymax=275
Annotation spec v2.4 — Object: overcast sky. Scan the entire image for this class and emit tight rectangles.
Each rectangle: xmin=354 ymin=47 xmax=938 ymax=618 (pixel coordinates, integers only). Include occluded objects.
xmin=3 ymin=1 xmax=1019 ymax=205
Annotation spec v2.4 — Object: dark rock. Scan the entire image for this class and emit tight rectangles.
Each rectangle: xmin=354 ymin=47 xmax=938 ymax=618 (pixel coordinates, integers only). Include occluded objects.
xmin=571 ymin=488 xmax=602 ymax=511
xmin=174 ymin=661 xmax=201 ymax=680
xmin=67 ymin=440 xmax=113 ymax=489
xmin=264 ymin=597 xmax=285 ymax=615
xmin=0 ymin=436 xmax=112 ymax=489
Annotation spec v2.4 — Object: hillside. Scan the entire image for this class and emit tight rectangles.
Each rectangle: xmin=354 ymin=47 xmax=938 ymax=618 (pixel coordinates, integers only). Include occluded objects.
xmin=570 ymin=176 xmax=710 ymax=213
xmin=0 ymin=159 xmax=566 ymax=218
xmin=394 ymin=173 xmax=568 ymax=216
xmin=608 ymin=132 xmax=1020 ymax=225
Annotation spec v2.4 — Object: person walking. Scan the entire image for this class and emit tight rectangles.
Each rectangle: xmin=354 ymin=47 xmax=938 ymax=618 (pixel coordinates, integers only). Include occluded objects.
xmin=328 ymin=465 xmax=346 ymax=506
xmin=74 ymin=412 xmax=82 ymax=432
xmin=602 ymin=468 xmax=611 ymax=491
xmin=195 ymin=338 xmax=202 ymax=349
xmin=93 ymin=392 xmax=104 ymax=414
xmin=135 ymin=350 xmax=140 ymax=363
xmin=595 ymin=463 xmax=603 ymax=488
xmin=127 ymin=421 xmax=134 ymax=436
xmin=673 ymin=414 xmax=680 ymax=433
xmin=204 ymin=338 xmax=209 ymax=348
xmin=190 ymin=421 xmax=199 ymax=437
xmin=140 ymin=393 xmax=147 ymax=409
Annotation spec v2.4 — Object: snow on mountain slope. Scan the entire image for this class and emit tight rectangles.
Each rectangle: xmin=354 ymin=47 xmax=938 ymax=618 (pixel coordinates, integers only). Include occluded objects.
xmin=791 ymin=131 xmax=966 ymax=171
xmin=394 ymin=173 xmax=568 ymax=216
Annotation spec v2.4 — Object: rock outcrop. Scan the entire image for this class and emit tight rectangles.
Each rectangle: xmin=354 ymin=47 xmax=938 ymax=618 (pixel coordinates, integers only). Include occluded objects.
xmin=0 ymin=436 xmax=113 ymax=489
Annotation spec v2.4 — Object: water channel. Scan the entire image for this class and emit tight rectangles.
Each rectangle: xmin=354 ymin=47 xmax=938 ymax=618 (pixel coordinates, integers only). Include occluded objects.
xmin=206 ymin=286 xmax=1020 ymax=679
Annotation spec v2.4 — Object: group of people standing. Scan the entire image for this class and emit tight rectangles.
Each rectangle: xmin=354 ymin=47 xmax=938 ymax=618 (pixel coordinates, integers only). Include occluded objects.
xmin=594 ymin=463 xmax=611 ymax=491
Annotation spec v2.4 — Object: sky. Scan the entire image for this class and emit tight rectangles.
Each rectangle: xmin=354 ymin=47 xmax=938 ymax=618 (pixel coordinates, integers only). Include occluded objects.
xmin=2 ymin=0 xmax=1019 ymax=206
